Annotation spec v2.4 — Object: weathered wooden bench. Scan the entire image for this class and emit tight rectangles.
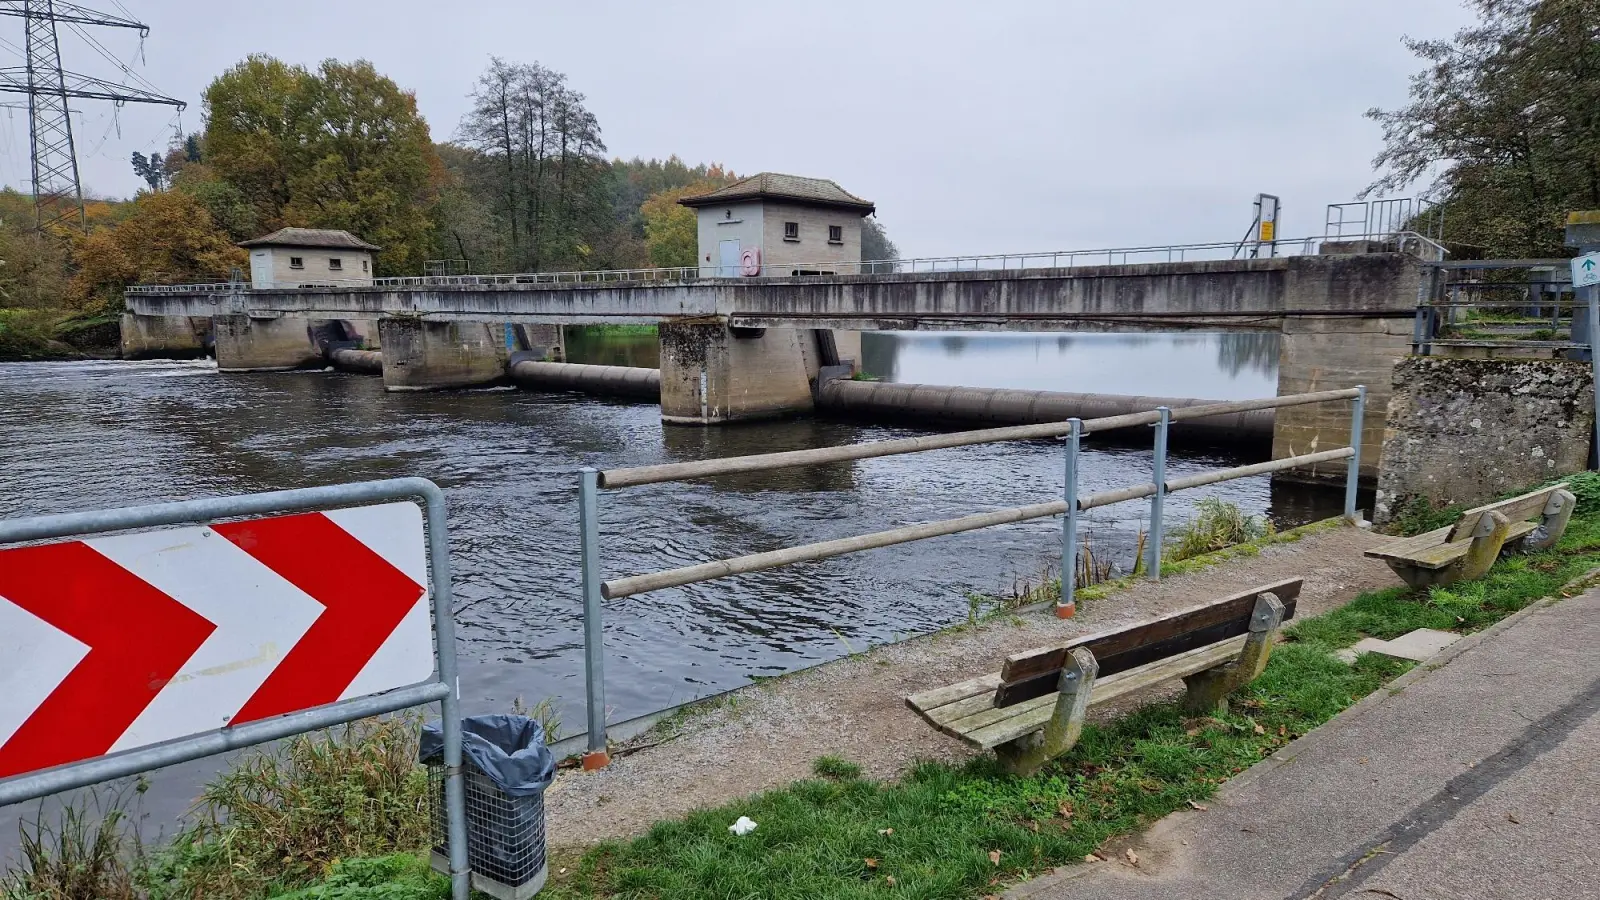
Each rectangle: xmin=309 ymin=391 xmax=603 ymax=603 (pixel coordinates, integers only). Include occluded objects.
xmin=906 ymin=578 xmax=1301 ymax=775
xmin=1365 ymin=484 xmax=1576 ymax=588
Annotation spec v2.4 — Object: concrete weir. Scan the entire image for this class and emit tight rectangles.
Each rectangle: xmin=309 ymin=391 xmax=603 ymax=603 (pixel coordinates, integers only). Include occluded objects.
xmin=127 ymin=251 xmax=1425 ymax=479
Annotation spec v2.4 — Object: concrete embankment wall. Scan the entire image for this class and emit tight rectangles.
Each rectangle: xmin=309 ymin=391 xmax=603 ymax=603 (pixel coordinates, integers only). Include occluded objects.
xmin=816 ymin=378 xmax=1273 ymax=445
xmin=1374 ymin=357 xmax=1594 ymax=525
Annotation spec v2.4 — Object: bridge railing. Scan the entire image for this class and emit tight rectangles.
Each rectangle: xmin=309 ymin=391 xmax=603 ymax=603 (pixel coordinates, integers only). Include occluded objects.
xmin=124 ymin=231 xmax=1447 ymax=297
xmin=1412 ymin=259 xmax=1586 ymax=356
xmin=568 ymin=387 xmax=1367 ymax=764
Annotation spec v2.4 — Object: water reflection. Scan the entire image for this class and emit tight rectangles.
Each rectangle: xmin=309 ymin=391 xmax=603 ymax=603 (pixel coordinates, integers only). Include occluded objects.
xmin=860 ymin=331 xmax=1279 ymax=399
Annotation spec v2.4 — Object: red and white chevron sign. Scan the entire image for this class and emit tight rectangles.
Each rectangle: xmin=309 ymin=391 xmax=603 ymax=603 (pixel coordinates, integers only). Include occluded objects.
xmin=0 ymin=502 xmax=435 ymax=781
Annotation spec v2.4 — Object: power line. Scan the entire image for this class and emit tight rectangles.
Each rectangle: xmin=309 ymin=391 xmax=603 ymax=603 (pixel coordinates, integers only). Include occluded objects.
xmin=0 ymin=1 xmax=184 ymax=231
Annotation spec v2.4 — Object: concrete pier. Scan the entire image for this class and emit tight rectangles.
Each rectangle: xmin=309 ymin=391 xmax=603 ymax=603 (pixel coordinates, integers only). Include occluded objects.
xmin=119 ymin=313 xmax=210 ymax=360
xmin=214 ymin=314 xmax=326 ymax=372
xmin=658 ymin=322 xmax=817 ymax=424
xmin=377 ymin=318 xmax=508 ymax=392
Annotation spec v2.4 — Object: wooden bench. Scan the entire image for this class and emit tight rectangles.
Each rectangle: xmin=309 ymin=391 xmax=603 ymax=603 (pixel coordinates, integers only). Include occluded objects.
xmin=1365 ymin=484 xmax=1576 ymax=588
xmin=906 ymin=578 xmax=1301 ymax=775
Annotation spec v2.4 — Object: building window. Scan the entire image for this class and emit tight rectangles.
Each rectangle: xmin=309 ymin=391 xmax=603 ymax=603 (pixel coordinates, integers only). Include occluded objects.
xmin=828 ymin=225 xmax=843 ymax=244
xmin=289 ymin=256 xmax=304 ymax=269
xmin=784 ymin=221 xmax=799 ymax=241
xmin=362 ymin=259 xmax=369 ymax=273
xmin=328 ymin=258 xmax=343 ymax=271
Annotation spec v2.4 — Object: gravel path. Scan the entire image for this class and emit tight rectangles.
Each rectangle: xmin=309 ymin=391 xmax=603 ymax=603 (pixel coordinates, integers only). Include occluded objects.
xmin=544 ymin=524 xmax=1394 ymax=848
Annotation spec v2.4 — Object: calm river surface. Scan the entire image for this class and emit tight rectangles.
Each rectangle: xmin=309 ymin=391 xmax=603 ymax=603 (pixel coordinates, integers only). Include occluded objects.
xmin=0 ymin=329 xmax=1346 ymax=843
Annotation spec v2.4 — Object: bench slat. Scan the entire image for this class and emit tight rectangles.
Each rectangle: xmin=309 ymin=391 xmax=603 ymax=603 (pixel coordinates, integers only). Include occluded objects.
xmin=906 ymin=673 xmax=999 ymax=714
xmin=1367 ymin=519 xmax=1539 ymax=570
xmin=996 ymin=577 xmax=1302 ymax=692
xmin=1446 ymin=484 xmax=1567 ymax=543
xmin=960 ymin=635 xmax=1252 ymax=749
xmin=1363 ymin=525 xmax=1453 ymax=562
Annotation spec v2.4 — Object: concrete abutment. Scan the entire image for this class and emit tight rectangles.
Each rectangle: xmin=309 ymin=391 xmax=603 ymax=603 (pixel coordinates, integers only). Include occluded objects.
xmin=119 ymin=313 xmax=211 ymax=360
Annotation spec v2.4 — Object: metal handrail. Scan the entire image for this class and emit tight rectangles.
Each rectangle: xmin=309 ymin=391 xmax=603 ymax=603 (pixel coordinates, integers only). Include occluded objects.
xmin=124 ymin=231 xmax=1448 ymax=295
xmin=598 ymin=389 xmax=1360 ymax=488
xmin=573 ymin=387 xmax=1368 ymax=762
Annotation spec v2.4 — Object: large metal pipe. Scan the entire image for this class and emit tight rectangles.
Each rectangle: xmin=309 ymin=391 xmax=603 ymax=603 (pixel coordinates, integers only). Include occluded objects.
xmin=817 ymin=378 xmax=1275 ymax=445
xmin=328 ymin=347 xmax=383 ymax=374
xmin=508 ymin=360 xmax=661 ymax=400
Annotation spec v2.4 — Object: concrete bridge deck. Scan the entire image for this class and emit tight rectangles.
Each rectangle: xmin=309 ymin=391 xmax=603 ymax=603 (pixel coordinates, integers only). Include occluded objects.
xmin=126 ymin=254 xmax=1419 ymax=332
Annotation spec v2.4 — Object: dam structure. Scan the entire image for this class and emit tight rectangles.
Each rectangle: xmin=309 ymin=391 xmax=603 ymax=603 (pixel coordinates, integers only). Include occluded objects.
xmin=126 ymin=242 xmax=1435 ymax=482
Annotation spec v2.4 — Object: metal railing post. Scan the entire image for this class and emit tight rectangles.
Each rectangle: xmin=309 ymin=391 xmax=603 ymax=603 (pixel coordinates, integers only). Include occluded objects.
xmin=578 ymin=468 xmax=610 ymax=768
xmin=1058 ymin=418 xmax=1081 ymax=619
xmin=421 ymin=490 xmax=471 ymax=900
xmin=1146 ymin=407 xmax=1170 ymax=581
xmin=1345 ymin=386 xmax=1367 ymax=522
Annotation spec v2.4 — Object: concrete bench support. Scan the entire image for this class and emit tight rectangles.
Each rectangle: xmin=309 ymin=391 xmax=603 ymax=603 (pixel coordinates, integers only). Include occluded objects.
xmin=1183 ymin=592 xmax=1286 ymax=716
xmin=378 ymin=318 xmax=508 ymax=392
xmin=995 ymin=648 xmax=1098 ymax=776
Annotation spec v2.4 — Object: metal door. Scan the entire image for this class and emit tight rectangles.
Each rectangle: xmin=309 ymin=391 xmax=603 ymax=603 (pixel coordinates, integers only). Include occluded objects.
xmin=718 ymin=240 xmax=741 ymax=277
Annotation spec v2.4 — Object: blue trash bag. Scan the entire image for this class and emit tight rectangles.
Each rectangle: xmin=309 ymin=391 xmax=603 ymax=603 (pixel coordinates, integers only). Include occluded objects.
xmin=419 ymin=714 xmax=555 ymax=798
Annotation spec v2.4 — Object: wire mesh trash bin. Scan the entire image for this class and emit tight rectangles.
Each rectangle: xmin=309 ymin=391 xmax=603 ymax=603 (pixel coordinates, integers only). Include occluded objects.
xmin=421 ymin=715 xmax=556 ymax=899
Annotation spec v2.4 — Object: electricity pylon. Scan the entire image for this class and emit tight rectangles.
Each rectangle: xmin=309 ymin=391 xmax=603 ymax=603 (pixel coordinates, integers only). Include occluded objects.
xmin=0 ymin=1 xmax=185 ymax=231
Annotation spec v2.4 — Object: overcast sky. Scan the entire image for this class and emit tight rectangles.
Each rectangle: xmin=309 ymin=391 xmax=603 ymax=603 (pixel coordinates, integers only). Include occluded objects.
xmin=0 ymin=0 xmax=1472 ymax=258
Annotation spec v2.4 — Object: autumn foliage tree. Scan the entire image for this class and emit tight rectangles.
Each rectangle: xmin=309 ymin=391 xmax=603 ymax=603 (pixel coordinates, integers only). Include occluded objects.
xmin=203 ymin=55 xmax=440 ymax=275
xmin=70 ymin=190 xmax=245 ymax=309
xmin=640 ymin=184 xmax=718 ymax=267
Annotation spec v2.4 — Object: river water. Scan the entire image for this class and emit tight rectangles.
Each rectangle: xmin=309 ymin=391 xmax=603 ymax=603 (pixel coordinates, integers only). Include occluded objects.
xmin=0 ymin=329 xmax=1348 ymax=843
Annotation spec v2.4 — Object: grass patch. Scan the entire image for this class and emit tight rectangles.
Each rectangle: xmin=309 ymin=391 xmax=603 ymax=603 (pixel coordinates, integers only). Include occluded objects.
xmin=266 ymin=855 xmax=446 ymax=899
xmin=543 ymin=649 xmax=1408 ymax=899
xmin=1167 ymin=498 xmax=1273 ymax=563
xmin=1 ymin=783 xmax=144 ymax=900
xmin=813 ymin=756 xmax=864 ymax=780
xmin=1076 ymin=515 xmax=1343 ymax=604
xmin=141 ymin=717 xmax=431 ymax=899
xmin=530 ymin=509 xmax=1600 ymax=899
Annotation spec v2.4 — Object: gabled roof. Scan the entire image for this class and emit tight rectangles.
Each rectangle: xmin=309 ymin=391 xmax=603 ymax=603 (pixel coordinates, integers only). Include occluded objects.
xmin=238 ymin=227 xmax=381 ymax=251
xmin=678 ymin=173 xmax=875 ymax=214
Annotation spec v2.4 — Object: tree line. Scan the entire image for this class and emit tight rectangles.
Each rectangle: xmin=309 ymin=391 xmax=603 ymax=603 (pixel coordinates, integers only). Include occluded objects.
xmin=0 ymin=53 xmax=898 ymax=314
xmin=1367 ymin=0 xmax=1600 ymax=257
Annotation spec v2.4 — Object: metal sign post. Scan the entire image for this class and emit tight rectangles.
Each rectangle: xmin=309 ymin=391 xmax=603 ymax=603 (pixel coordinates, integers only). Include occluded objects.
xmin=0 ymin=478 xmax=470 ymax=900
xmin=1256 ymin=194 xmax=1280 ymax=256
xmin=1568 ymin=211 xmax=1600 ymax=470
